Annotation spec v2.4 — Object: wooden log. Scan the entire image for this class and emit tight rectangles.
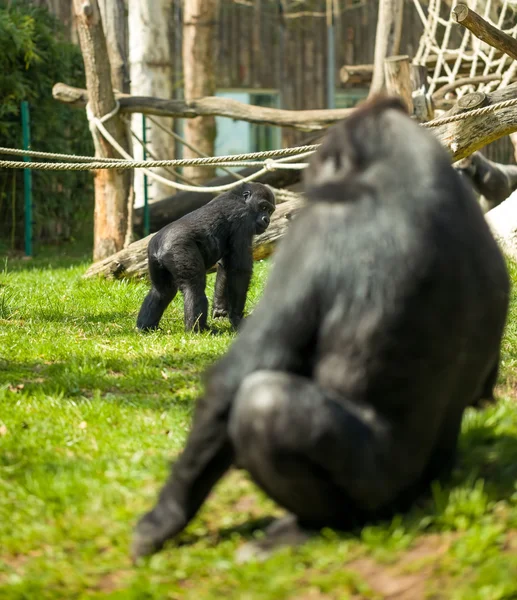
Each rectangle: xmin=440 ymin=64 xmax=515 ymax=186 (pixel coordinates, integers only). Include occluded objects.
xmin=452 ymin=3 xmax=517 ymax=62
xmin=340 ymin=64 xmax=374 ymax=85
xmin=73 ymin=0 xmax=132 ymax=261
xmin=431 ymin=84 xmax=517 ymax=161
xmin=384 ymin=55 xmax=414 ymax=114
xmin=134 ymin=164 xmax=304 ymax=233
xmin=369 ymin=0 xmax=404 ymax=97
xmin=52 ymin=83 xmax=354 ymax=132
xmin=83 ymin=195 xmax=305 ymax=280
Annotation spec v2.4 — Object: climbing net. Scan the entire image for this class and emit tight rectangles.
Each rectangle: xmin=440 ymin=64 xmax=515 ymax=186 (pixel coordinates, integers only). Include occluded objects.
xmin=413 ymin=0 xmax=517 ymax=97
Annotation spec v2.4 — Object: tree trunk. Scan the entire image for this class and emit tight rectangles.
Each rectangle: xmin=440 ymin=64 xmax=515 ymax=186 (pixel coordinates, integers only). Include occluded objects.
xmin=128 ymin=0 xmax=175 ymax=208
xmin=33 ymin=0 xmax=76 ymax=42
xmin=98 ymin=0 xmax=130 ymax=93
xmin=98 ymin=0 xmax=134 ymax=246
xmin=369 ymin=0 xmax=404 ymax=97
xmin=73 ymin=0 xmax=132 ymax=261
xmin=182 ymin=0 xmax=217 ymax=183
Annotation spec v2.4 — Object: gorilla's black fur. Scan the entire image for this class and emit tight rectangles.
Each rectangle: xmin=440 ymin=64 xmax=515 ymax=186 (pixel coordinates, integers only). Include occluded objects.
xmin=136 ymin=182 xmax=275 ymax=332
xmin=132 ymin=96 xmax=510 ymax=560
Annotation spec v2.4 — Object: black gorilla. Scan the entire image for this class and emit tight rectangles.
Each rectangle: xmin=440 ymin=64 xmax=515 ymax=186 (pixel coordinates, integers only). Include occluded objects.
xmin=136 ymin=182 xmax=275 ymax=332
xmin=132 ymin=96 xmax=510 ymax=560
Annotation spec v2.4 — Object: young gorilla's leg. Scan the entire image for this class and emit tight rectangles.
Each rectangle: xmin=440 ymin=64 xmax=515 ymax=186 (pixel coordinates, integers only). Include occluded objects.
xmin=136 ymin=257 xmax=178 ymax=331
xmin=181 ymin=273 xmax=209 ymax=332
xmin=212 ymin=262 xmax=229 ymax=319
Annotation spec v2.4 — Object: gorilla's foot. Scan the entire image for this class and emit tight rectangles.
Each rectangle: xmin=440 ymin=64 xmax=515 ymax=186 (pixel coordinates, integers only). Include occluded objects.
xmin=235 ymin=514 xmax=313 ymax=564
xmin=212 ymin=307 xmax=228 ymax=319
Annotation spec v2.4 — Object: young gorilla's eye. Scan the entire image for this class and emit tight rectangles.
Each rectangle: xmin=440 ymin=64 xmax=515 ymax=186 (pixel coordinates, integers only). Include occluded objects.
xmin=243 ymin=190 xmax=251 ymax=200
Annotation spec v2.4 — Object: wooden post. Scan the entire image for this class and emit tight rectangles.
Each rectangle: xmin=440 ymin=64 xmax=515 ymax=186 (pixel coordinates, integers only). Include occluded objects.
xmin=384 ymin=55 xmax=414 ymax=114
xmin=452 ymin=3 xmax=517 ymax=62
xmin=73 ymin=0 xmax=132 ymax=261
xmin=411 ymin=64 xmax=434 ymax=122
xmin=182 ymin=0 xmax=218 ymax=184
xmin=369 ymin=0 xmax=404 ymax=97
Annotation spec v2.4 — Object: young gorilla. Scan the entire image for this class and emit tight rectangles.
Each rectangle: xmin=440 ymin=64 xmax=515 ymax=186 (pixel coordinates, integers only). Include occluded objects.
xmin=132 ymin=97 xmax=510 ymax=561
xmin=136 ymin=182 xmax=275 ymax=332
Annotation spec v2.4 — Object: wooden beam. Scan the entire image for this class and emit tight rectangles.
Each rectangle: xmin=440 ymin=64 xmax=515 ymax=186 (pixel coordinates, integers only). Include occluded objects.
xmin=452 ymin=3 xmax=517 ymax=62
xmin=52 ymin=83 xmax=354 ymax=132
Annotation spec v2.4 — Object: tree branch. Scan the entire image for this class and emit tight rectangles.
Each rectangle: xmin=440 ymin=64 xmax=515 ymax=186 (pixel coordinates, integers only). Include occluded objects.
xmin=451 ymin=3 xmax=517 ymax=62
xmin=52 ymin=82 xmax=354 ymax=132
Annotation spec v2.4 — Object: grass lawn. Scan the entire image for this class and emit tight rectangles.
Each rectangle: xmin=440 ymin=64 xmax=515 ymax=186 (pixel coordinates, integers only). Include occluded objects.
xmin=1 ymin=247 xmax=517 ymax=599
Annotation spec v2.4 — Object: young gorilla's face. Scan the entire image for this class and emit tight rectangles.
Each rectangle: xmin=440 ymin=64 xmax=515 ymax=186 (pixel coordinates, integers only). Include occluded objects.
xmin=243 ymin=184 xmax=276 ymax=235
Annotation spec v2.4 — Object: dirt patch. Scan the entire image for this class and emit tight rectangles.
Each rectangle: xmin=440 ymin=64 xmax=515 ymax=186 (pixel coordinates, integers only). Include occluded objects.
xmin=495 ymin=382 xmax=517 ymax=401
xmin=94 ymin=569 xmax=132 ymax=593
xmin=347 ymin=534 xmax=456 ymax=600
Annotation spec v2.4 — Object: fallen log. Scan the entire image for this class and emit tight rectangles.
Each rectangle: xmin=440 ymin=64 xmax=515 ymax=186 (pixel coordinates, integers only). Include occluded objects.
xmin=83 ymin=195 xmax=305 ymax=280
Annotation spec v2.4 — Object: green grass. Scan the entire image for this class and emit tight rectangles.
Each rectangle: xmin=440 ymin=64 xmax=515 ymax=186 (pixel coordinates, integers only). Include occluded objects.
xmin=1 ymin=250 xmax=517 ymax=599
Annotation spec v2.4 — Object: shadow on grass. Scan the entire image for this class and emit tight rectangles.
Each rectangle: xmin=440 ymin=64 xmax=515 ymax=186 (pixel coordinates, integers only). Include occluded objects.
xmin=0 ymin=352 xmax=219 ymax=408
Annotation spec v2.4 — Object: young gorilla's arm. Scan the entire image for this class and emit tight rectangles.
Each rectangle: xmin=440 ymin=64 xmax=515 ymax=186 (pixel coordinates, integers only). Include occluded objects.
xmin=212 ymin=262 xmax=229 ymax=318
xmin=224 ymin=236 xmax=254 ymax=329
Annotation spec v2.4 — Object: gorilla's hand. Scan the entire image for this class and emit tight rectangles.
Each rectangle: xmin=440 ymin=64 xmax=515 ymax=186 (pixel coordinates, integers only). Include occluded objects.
xmin=132 ymin=504 xmax=187 ymax=561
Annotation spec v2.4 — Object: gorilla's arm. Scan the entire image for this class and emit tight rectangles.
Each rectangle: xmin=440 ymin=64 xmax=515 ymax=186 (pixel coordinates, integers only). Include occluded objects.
xmin=133 ymin=219 xmax=321 ymax=558
xmin=224 ymin=233 xmax=255 ymax=328
xmin=212 ymin=262 xmax=229 ymax=318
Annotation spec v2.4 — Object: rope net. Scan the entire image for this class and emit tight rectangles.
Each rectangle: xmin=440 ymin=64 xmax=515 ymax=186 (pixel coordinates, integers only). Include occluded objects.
xmin=413 ymin=0 xmax=517 ymax=97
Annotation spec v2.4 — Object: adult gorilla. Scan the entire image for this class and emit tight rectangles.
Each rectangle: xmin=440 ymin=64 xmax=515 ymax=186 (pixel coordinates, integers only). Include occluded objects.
xmin=132 ymin=96 xmax=510 ymax=560
xmin=136 ymin=182 xmax=275 ymax=332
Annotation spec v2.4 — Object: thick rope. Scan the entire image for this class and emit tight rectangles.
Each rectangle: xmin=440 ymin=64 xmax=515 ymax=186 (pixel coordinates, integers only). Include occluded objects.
xmin=146 ymin=114 xmax=244 ymax=181
xmin=0 ymin=142 xmax=319 ymax=165
xmin=421 ymin=96 xmax=517 ymax=128
xmin=3 ymin=96 xmax=517 ymax=172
